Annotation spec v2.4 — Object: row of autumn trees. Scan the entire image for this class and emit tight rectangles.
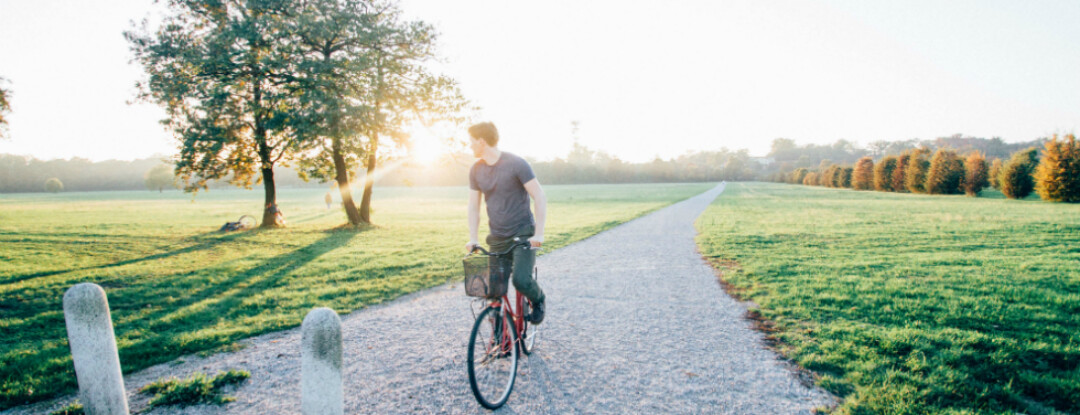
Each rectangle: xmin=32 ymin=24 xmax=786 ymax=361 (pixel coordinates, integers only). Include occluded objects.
xmin=126 ymin=0 xmax=465 ymax=227
xmin=776 ymin=134 xmax=1080 ymax=203
xmin=767 ymin=135 xmax=1045 ymax=166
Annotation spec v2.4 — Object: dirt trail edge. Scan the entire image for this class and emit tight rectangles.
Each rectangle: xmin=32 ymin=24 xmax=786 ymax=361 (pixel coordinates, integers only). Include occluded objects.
xmin=10 ymin=183 xmax=834 ymax=415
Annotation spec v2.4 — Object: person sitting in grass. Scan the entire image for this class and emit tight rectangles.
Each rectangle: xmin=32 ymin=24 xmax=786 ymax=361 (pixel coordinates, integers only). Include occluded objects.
xmin=464 ymin=122 xmax=547 ymax=324
xmin=267 ymin=203 xmax=286 ymax=227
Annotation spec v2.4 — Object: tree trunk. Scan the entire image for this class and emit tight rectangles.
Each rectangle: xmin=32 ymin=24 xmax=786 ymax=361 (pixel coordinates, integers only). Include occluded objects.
xmin=261 ymin=165 xmax=278 ymax=228
xmin=253 ymin=81 xmax=279 ymax=229
xmin=359 ymin=132 xmax=377 ymax=224
xmin=332 ymin=137 xmax=363 ymax=225
xmin=256 ymin=132 xmax=279 ymax=228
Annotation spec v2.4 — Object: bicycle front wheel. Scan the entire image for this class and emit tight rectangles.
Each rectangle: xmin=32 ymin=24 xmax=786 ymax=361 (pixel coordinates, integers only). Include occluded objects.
xmin=238 ymin=215 xmax=256 ymax=229
xmin=467 ymin=306 xmax=518 ymax=409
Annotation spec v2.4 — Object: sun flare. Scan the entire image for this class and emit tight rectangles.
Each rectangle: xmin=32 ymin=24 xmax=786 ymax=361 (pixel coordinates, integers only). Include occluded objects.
xmin=407 ymin=122 xmax=456 ymax=164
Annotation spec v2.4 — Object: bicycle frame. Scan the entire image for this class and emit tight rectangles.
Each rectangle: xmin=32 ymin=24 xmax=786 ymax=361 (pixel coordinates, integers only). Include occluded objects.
xmin=486 ymin=290 xmax=529 ymax=349
xmin=467 ymin=239 xmax=540 ymax=354
xmin=468 ymin=239 xmax=534 ymax=341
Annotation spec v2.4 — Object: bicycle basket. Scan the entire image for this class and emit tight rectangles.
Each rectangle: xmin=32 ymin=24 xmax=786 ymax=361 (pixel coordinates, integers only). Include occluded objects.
xmin=463 ymin=255 xmax=511 ymax=298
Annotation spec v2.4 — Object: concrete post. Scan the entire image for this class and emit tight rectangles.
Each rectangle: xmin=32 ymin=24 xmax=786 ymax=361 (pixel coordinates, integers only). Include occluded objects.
xmin=301 ymin=307 xmax=344 ymax=415
xmin=63 ymin=283 xmax=129 ymax=415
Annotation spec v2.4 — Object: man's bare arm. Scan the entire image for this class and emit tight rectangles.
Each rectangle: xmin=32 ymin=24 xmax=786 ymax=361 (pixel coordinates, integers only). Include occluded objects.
xmin=467 ymin=189 xmax=481 ymax=252
xmin=523 ymin=178 xmax=546 ymax=248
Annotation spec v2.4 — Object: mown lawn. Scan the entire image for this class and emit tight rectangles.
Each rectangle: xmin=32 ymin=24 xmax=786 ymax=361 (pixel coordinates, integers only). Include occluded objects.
xmin=696 ymin=182 xmax=1080 ymax=414
xmin=0 ymin=182 xmax=713 ymax=409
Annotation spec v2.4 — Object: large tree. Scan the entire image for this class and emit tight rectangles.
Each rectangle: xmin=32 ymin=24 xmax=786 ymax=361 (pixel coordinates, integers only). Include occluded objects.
xmin=127 ymin=0 xmax=308 ymax=228
xmin=0 ymin=77 xmax=11 ymax=140
xmin=290 ymin=0 xmax=375 ymax=226
xmin=290 ymin=0 xmax=463 ymax=225
xmin=352 ymin=7 xmax=464 ymax=223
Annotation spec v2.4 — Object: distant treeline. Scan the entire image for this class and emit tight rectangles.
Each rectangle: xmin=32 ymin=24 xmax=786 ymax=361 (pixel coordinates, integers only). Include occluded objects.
xmin=378 ymin=144 xmax=764 ymax=187
xmin=0 ymin=145 xmax=766 ymax=193
xmin=0 ymin=134 xmax=1061 ymax=193
xmin=533 ymin=144 xmax=761 ymax=184
xmin=0 ymin=154 xmax=165 ymax=193
xmin=0 ymin=154 xmax=326 ymax=193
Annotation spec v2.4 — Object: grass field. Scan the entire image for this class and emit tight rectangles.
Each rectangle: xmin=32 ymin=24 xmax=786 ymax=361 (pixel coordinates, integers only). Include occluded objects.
xmin=696 ymin=182 xmax=1080 ymax=414
xmin=0 ymin=182 xmax=713 ymax=409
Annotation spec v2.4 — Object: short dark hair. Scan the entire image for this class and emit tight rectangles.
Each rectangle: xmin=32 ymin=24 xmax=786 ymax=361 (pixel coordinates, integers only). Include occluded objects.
xmin=468 ymin=122 xmax=499 ymax=147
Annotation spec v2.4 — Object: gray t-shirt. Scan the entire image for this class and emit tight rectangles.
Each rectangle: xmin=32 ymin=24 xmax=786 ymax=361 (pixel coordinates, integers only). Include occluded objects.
xmin=470 ymin=152 xmax=536 ymax=238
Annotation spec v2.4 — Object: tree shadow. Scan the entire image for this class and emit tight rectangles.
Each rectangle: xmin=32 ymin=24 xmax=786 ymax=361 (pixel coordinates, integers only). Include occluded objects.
xmin=976 ymin=188 xmax=1042 ymax=201
xmin=1 ymin=228 xmax=365 ymax=408
xmin=0 ymin=230 xmax=166 ymax=241
xmin=112 ymin=229 xmax=364 ymax=364
xmin=0 ymin=230 xmax=256 ymax=285
xmin=287 ymin=210 xmax=339 ymax=224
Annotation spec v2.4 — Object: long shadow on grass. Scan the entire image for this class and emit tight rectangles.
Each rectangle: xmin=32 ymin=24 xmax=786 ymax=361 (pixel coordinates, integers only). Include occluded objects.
xmin=114 ymin=229 xmax=364 ymax=366
xmin=287 ymin=210 xmax=338 ymax=224
xmin=0 ymin=229 xmax=363 ymax=410
xmin=0 ymin=231 xmax=256 ymax=285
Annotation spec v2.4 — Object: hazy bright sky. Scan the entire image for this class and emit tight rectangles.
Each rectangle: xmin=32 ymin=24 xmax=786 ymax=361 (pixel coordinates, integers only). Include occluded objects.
xmin=1 ymin=0 xmax=1078 ymax=162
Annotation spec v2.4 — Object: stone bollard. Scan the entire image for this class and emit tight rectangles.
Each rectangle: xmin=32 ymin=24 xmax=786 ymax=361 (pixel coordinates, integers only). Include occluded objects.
xmin=63 ymin=283 xmax=129 ymax=415
xmin=301 ymin=307 xmax=344 ymax=415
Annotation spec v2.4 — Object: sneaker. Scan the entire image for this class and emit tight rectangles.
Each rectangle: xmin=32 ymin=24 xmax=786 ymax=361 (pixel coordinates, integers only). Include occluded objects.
xmin=528 ymin=300 xmax=545 ymax=324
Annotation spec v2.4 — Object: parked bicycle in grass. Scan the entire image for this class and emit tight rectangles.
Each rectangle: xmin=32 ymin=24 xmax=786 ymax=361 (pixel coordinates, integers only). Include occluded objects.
xmin=463 ymin=240 xmax=541 ymax=409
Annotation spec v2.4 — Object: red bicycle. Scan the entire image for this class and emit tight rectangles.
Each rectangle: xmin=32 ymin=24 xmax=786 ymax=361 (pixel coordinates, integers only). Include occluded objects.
xmin=462 ymin=240 xmax=540 ymax=409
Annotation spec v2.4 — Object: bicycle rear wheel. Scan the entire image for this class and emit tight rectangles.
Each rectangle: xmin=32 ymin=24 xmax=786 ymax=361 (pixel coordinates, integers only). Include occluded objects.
xmin=467 ymin=306 xmax=518 ymax=409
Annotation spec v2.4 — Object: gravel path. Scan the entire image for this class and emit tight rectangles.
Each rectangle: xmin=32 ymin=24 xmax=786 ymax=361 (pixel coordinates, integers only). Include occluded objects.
xmin=11 ymin=183 xmax=834 ymax=414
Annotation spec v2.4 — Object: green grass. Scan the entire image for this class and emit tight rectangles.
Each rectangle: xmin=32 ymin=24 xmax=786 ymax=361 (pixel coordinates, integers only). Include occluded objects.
xmin=47 ymin=401 xmax=83 ymax=415
xmin=696 ymin=182 xmax=1080 ymax=415
xmin=139 ymin=370 xmax=250 ymax=408
xmin=0 ymin=183 xmax=713 ymax=409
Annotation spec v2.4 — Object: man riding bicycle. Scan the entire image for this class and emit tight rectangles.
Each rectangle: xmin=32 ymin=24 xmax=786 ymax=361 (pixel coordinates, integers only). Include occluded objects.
xmin=465 ymin=122 xmax=547 ymax=324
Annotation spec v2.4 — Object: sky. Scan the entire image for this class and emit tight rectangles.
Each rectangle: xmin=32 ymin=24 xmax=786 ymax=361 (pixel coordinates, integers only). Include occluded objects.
xmin=1 ymin=0 xmax=1078 ymax=162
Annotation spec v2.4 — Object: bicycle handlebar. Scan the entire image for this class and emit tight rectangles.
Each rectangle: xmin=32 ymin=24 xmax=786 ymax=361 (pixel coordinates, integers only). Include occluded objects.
xmin=466 ymin=240 xmax=535 ymax=257
xmin=469 ymin=245 xmax=490 ymax=255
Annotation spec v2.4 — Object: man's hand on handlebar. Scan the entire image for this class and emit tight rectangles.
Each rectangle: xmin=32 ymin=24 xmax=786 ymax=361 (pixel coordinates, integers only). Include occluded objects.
xmin=466 ymin=238 xmax=539 ymax=255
